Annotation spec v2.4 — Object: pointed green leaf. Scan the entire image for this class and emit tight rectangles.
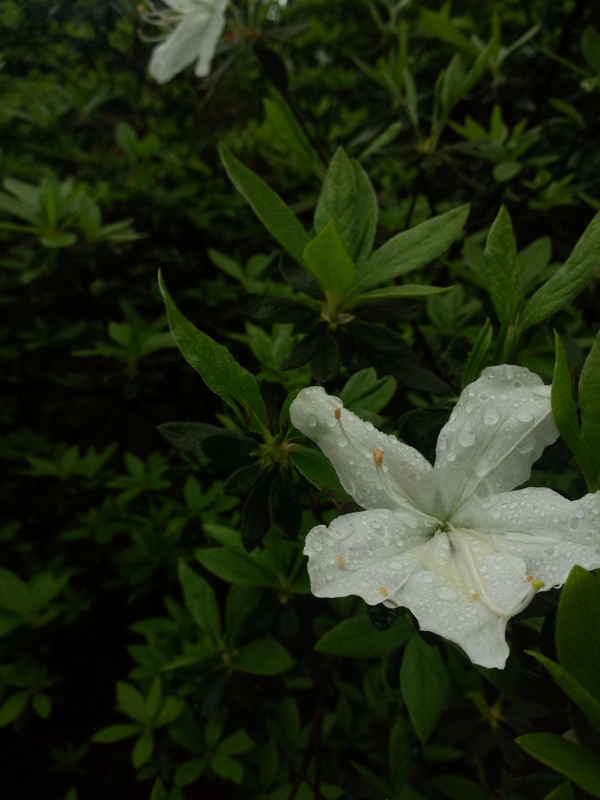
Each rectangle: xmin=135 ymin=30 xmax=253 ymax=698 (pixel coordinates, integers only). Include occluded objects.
xmin=517 ymin=733 xmax=600 ymax=797
xmin=303 ymin=221 xmax=356 ymax=295
xmin=92 ymin=724 xmax=142 ymax=743
xmin=315 ymin=614 xmax=413 ymax=657
xmin=400 ymin=633 xmax=449 ymax=743
xmin=356 ymin=204 xmax=469 ymax=290
xmin=484 ymin=206 xmax=522 ymax=323
xmin=234 ymin=637 xmax=294 ymax=674
xmin=551 ymin=333 xmax=582 ymax=462
xmin=521 ymin=211 xmax=600 ymax=330
xmin=132 ymin=732 xmax=154 ymax=768
xmin=178 ymin=560 xmax=221 ymax=641
xmin=314 ymin=147 xmax=378 ymax=264
xmin=158 ymin=271 xmax=269 ymax=436
xmin=348 ymin=284 xmax=452 ymax=305
xmin=220 ymin=143 xmax=310 ymax=265
xmin=578 ymin=332 xmax=600 ymax=488
xmin=556 ymin=566 xmax=600 ymax=701
xmin=527 ymin=650 xmax=600 ymax=732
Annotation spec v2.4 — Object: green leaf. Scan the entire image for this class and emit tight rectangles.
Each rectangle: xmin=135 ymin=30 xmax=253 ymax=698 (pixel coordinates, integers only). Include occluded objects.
xmin=348 ymin=284 xmax=452 ymax=305
xmin=527 ymin=650 xmax=600 ymax=732
xmin=582 ymin=27 xmax=600 ymax=75
xmin=178 ymin=560 xmax=221 ymax=641
xmin=32 ymin=692 xmax=51 ymax=718
xmin=521 ymin=210 xmax=600 ymax=330
xmin=462 ymin=318 xmax=493 ymax=388
xmin=356 ymin=204 xmax=469 ymax=290
xmin=268 ymin=470 xmax=302 ymax=540
xmin=551 ymin=333 xmax=582 ymax=461
xmin=234 ymin=637 xmax=294 ymax=675
xmin=0 ymin=691 xmax=30 ymax=727
xmin=220 ymin=144 xmax=310 ymax=265
xmin=211 ymin=753 xmax=244 ymax=784
xmin=315 ymin=614 xmax=413 ymax=657
xmin=132 ymin=732 xmax=154 ymax=769
xmin=314 ymin=147 xmax=378 ymax=264
xmin=151 ymin=778 xmax=170 ymax=800
xmin=431 ymin=774 xmax=489 ymax=800
xmin=578 ymin=332 xmax=600 ymax=488
xmin=484 ymin=206 xmax=522 ymax=323
xmin=544 ymin=781 xmax=577 ymax=800
xmin=517 ymin=733 xmax=600 ymax=797
xmin=400 ymin=633 xmax=449 ymax=743
xmin=217 ymin=729 xmax=255 ymax=756
xmin=388 ymin=717 xmax=410 ymax=792
xmin=288 ymin=445 xmax=360 ymax=514
xmin=303 ymin=221 xmax=357 ymax=296
xmin=556 ymin=566 xmax=600 ymax=701
xmin=195 ymin=546 xmax=280 ymax=589
xmin=158 ymin=272 xmax=269 ymax=436
xmin=157 ymin=421 xmax=219 ymax=459
xmin=92 ymin=724 xmax=142 ymax=743
xmin=175 ymin=758 xmax=206 ymax=786
xmin=154 ymin=696 xmax=184 ymax=727
xmin=116 ymin=682 xmax=148 ymax=724
xmin=0 ymin=569 xmax=33 ymax=617
xmin=498 ymin=775 xmax=565 ymax=800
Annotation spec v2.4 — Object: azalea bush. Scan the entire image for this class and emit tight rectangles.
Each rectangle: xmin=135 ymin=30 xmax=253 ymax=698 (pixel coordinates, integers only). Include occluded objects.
xmin=2 ymin=1 xmax=600 ymax=799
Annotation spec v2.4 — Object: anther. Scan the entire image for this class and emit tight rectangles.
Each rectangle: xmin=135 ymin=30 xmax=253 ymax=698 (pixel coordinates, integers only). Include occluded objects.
xmin=334 ymin=407 xmax=341 ymax=420
xmin=378 ymin=586 xmax=388 ymax=596
xmin=373 ymin=448 xmax=384 ymax=468
xmin=527 ymin=574 xmax=545 ymax=590
xmin=337 ymin=554 xmax=347 ymax=568
xmin=470 ymin=590 xmax=479 ymax=600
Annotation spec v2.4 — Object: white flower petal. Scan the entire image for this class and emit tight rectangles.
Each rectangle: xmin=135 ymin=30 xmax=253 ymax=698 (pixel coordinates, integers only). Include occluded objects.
xmin=291 ymin=387 xmax=433 ymax=512
xmin=148 ymin=8 xmax=213 ymax=84
xmin=453 ymin=487 xmax=600 ymax=589
xmin=304 ymin=508 xmax=437 ymax=605
xmin=193 ymin=3 xmax=227 ymax=77
xmin=396 ymin=533 xmax=511 ymax=669
xmin=433 ymin=366 xmax=558 ymax=517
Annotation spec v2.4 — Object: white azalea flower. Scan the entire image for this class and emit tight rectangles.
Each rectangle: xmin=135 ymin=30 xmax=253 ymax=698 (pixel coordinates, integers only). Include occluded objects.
xmin=145 ymin=0 xmax=228 ymax=84
xmin=290 ymin=366 xmax=600 ymax=669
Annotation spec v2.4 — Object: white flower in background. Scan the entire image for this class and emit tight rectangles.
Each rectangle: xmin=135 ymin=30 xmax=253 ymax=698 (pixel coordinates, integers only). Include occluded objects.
xmin=144 ymin=0 xmax=229 ymax=84
xmin=291 ymin=366 xmax=600 ymax=669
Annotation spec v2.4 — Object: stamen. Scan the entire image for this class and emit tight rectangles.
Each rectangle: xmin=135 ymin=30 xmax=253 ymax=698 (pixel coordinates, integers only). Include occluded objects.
xmin=378 ymin=586 xmax=388 ymax=596
xmin=334 ymin=407 xmax=366 ymax=461
xmin=451 ymin=529 xmax=535 ymax=617
xmin=470 ymin=590 xmax=479 ymax=600
xmin=527 ymin=574 xmax=545 ymax=590
xmin=374 ymin=449 xmax=439 ymax=525
xmin=337 ymin=554 xmax=347 ymax=568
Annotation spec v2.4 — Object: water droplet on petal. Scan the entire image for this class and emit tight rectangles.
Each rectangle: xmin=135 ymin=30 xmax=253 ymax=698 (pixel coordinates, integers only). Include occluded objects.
xmin=313 ymin=541 xmax=323 ymax=552
xmin=484 ymin=408 xmax=500 ymax=426
xmin=517 ymin=410 xmax=533 ymax=423
xmin=568 ymin=517 xmax=580 ymax=532
xmin=308 ymin=415 xmax=317 ymax=427
xmin=458 ymin=423 xmax=476 ymax=447
xmin=434 ymin=585 xmax=457 ymax=602
xmin=422 ymin=574 xmax=433 ymax=584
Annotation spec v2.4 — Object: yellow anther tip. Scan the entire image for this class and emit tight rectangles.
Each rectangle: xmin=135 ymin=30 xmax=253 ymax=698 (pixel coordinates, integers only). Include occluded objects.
xmin=373 ymin=448 xmax=384 ymax=467
xmin=378 ymin=586 xmax=388 ymax=596
xmin=334 ymin=407 xmax=341 ymax=420
xmin=337 ymin=554 xmax=347 ymax=568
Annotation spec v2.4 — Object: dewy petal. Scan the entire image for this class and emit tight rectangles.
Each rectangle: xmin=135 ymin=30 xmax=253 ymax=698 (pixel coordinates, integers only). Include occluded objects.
xmin=433 ymin=366 xmax=559 ymax=517
xmin=395 ymin=533 xmax=511 ymax=669
xmin=148 ymin=7 xmax=213 ymax=84
xmin=304 ymin=508 xmax=437 ymax=605
xmin=453 ymin=487 xmax=600 ymax=589
xmin=290 ymin=387 xmax=433 ymax=512
xmin=193 ymin=1 xmax=227 ymax=77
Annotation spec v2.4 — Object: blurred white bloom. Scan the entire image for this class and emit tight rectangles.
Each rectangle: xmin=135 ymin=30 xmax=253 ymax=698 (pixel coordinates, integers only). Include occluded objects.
xmin=291 ymin=366 xmax=600 ymax=669
xmin=144 ymin=0 xmax=229 ymax=84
